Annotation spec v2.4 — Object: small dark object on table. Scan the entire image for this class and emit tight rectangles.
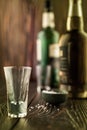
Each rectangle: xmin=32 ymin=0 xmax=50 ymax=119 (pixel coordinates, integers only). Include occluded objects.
xmin=42 ymin=89 xmax=68 ymax=105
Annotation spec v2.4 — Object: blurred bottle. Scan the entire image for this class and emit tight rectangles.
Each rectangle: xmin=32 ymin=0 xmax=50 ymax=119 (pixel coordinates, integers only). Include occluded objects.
xmin=36 ymin=0 xmax=60 ymax=91
xmin=59 ymin=0 xmax=87 ymax=98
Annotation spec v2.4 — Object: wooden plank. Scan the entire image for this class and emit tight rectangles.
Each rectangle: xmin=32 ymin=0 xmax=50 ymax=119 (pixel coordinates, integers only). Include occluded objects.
xmin=0 ymin=81 xmax=87 ymax=130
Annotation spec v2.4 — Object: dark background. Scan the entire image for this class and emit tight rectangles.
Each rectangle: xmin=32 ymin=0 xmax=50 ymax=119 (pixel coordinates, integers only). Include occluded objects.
xmin=0 ymin=0 xmax=87 ymax=98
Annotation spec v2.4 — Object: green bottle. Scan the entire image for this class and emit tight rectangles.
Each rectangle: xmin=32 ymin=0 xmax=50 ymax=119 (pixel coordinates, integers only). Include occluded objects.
xmin=36 ymin=0 xmax=60 ymax=90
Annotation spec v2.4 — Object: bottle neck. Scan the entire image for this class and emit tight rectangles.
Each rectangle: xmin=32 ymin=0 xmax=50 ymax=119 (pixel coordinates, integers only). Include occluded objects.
xmin=67 ymin=0 xmax=84 ymax=31
xmin=42 ymin=11 xmax=55 ymax=29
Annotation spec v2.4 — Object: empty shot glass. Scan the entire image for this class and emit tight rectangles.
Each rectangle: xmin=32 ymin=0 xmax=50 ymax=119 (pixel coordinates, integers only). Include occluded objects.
xmin=4 ymin=66 xmax=31 ymax=118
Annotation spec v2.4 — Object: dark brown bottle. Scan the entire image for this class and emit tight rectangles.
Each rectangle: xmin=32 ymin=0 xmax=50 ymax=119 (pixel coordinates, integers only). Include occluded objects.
xmin=59 ymin=0 xmax=87 ymax=98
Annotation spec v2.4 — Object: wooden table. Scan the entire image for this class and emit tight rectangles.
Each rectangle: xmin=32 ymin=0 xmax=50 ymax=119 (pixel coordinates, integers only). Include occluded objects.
xmin=0 ymin=82 xmax=87 ymax=130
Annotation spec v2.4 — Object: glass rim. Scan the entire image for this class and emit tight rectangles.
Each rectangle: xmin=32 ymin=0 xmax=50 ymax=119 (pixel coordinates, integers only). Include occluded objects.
xmin=3 ymin=66 xmax=32 ymax=70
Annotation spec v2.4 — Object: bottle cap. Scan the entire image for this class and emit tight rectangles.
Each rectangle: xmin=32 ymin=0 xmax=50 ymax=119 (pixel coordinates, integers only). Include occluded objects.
xmin=44 ymin=0 xmax=53 ymax=12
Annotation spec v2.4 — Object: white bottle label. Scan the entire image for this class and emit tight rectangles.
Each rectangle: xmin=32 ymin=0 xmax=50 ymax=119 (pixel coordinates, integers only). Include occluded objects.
xmin=42 ymin=12 xmax=55 ymax=28
xmin=49 ymin=43 xmax=59 ymax=58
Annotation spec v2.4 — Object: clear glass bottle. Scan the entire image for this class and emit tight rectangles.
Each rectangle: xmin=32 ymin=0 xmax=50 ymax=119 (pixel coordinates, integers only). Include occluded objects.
xmin=36 ymin=0 xmax=60 ymax=90
xmin=59 ymin=0 xmax=87 ymax=98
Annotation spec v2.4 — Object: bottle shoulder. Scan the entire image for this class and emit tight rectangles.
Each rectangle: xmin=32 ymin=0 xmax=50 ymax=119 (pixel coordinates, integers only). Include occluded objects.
xmin=63 ymin=30 xmax=87 ymax=36
xmin=59 ymin=30 xmax=87 ymax=46
xmin=37 ymin=27 xmax=59 ymax=38
xmin=38 ymin=27 xmax=59 ymax=33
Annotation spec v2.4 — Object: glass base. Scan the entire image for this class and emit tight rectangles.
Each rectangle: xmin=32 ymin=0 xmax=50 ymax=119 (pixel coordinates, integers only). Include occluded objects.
xmin=8 ymin=112 xmax=27 ymax=118
xmin=8 ymin=100 xmax=27 ymax=118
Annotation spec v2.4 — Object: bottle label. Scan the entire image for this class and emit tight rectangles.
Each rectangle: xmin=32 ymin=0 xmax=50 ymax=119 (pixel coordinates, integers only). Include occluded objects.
xmin=59 ymin=45 xmax=69 ymax=85
xmin=42 ymin=12 xmax=55 ymax=28
xmin=49 ymin=43 xmax=59 ymax=58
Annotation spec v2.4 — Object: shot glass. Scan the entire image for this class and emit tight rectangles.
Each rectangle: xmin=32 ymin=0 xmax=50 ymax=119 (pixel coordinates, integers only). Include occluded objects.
xmin=4 ymin=66 xmax=31 ymax=118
